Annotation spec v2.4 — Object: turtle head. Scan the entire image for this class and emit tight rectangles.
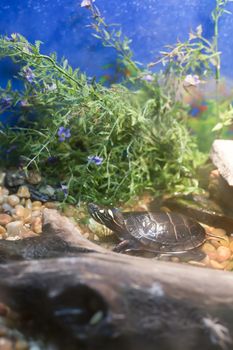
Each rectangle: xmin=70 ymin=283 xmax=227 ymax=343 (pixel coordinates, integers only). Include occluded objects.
xmin=87 ymin=203 xmax=125 ymax=232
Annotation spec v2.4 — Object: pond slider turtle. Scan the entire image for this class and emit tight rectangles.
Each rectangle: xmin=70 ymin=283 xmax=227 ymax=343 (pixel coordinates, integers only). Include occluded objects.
xmin=88 ymin=203 xmax=207 ymax=257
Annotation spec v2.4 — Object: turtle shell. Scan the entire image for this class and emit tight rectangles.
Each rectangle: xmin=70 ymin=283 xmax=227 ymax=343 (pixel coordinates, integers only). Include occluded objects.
xmin=122 ymin=211 xmax=206 ymax=253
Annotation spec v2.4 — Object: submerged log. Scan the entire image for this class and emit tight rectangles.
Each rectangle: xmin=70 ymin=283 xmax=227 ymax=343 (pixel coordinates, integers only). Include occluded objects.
xmin=0 ymin=209 xmax=232 ymax=350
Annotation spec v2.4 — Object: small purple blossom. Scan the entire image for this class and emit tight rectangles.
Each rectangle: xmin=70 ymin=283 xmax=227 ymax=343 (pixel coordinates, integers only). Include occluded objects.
xmin=20 ymin=99 xmax=29 ymax=107
xmin=141 ymin=74 xmax=154 ymax=82
xmin=6 ymin=145 xmax=17 ymax=154
xmin=23 ymin=67 xmax=35 ymax=83
xmin=87 ymin=155 xmax=103 ymax=165
xmin=5 ymin=33 xmax=19 ymax=42
xmin=47 ymin=156 xmax=59 ymax=164
xmin=57 ymin=127 xmax=71 ymax=142
xmin=0 ymin=96 xmax=12 ymax=111
xmin=183 ymin=74 xmax=200 ymax=87
xmin=44 ymin=82 xmax=57 ymax=91
xmin=61 ymin=184 xmax=69 ymax=198
xmin=5 ymin=36 xmax=14 ymax=42
xmin=81 ymin=0 xmax=95 ymax=8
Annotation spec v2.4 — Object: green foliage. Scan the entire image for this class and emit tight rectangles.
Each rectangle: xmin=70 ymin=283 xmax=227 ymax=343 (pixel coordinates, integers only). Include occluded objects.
xmin=0 ymin=33 xmax=203 ymax=205
xmin=1 ymin=0 xmax=232 ymax=205
xmin=148 ymin=0 xmax=233 ymax=149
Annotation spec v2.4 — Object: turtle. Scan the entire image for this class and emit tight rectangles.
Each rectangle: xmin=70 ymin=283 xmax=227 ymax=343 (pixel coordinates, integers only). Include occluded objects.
xmin=87 ymin=203 xmax=220 ymax=259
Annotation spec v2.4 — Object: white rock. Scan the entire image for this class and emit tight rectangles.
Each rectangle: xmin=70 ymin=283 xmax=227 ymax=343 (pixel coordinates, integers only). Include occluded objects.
xmin=6 ymin=220 xmax=28 ymax=238
xmin=17 ymin=185 xmax=31 ymax=198
xmin=7 ymin=195 xmax=20 ymax=207
xmin=2 ymin=203 xmax=14 ymax=214
xmin=210 ymin=140 xmax=233 ymax=186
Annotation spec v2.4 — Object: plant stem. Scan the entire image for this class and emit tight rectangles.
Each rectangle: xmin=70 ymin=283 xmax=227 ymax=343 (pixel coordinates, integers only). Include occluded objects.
xmin=214 ymin=1 xmax=220 ymax=83
xmin=15 ymin=46 xmax=83 ymax=87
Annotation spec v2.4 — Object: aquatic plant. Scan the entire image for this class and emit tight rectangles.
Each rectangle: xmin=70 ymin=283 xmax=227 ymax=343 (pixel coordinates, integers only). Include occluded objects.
xmin=1 ymin=0 xmax=231 ymax=204
xmin=148 ymin=0 xmax=233 ymax=151
xmin=0 ymin=30 xmax=203 ymax=204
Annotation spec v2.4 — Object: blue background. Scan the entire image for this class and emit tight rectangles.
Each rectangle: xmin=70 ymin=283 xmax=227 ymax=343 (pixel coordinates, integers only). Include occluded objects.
xmin=0 ymin=0 xmax=233 ymax=85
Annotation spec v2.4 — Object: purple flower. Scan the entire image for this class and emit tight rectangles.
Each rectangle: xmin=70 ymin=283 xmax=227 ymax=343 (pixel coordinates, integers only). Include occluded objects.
xmin=0 ymin=96 xmax=12 ymax=111
xmin=20 ymin=99 xmax=29 ymax=107
xmin=57 ymin=126 xmax=71 ymax=142
xmin=44 ymin=82 xmax=57 ymax=91
xmin=81 ymin=0 xmax=95 ymax=8
xmin=47 ymin=156 xmax=59 ymax=164
xmin=6 ymin=145 xmax=17 ymax=154
xmin=183 ymin=74 xmax=200 ymax=87
xmin=61 ymin=184 xmax=68 ymax=198
xmin=23 ymin=67 xmax=35 ymax=83
xmin=5 ymin=33 xmax=19 ymax=42
xmin=141 ymin=74 xmax=154 ymax=82
xmin=87 ymin=155 xmax=103 ymax=165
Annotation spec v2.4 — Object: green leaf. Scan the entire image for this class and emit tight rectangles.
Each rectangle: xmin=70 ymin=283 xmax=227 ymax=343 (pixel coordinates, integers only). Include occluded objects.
xmin=223 ymin=9 xmax=232 ymax=14
xmin=212 ymin=122 xmax=223 ymax=132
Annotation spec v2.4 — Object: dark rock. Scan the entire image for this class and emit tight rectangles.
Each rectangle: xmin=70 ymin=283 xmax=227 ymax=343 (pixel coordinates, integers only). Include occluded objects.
xmin=4 ymin=170 xmax=26 ymax=188
xmin=28 ymin=186 xmax=57 ymax=203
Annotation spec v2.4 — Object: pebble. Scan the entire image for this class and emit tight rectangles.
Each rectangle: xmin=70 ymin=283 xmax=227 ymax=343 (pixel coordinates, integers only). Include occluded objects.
xmin=32 ymin=201 xmax=42 ymax=210
xmin=1 ymin=203 xmax=14 ymax=215
xmin=210 ymin=236 xmax=229 ymax=248
xmin=63 ymin=205 xmax=77 ymax=217
xmin=0 ymin=214 xmax=12 ymax=226
xmin=229 ymin=241 xmax=233 ymax=253
xmin=6 ymin=221 xmax=28 ymax=238
xmin=0 ymin=325 xmax=8 ymax=337
xmin=83 ymin=232 xmax=90 ymax=239
xmin=0 ymin=188 xmax=9 ymax=196
xmin=17 ymin=186 xmax=30 ymax=198
xmin=20 ymin=198 xmax=26 ymax=206
xmin=15 ymin=340 xmax=29 ymax=350
xmin=209 ymin=259 xmax=226 ymax=270
xmin=0 ymin=195 xmax=8 ymax=205
xmin=25 ymin=199 xmax=32 ymax=210
xmin=0 ymin=225 xmax=6 ymax=236
xmin=44 ymin=201 xmax=59 ymax=209
xmin=216 ymin=246 xmax=231 ymax=262
xmin=4 ymin=170 xmax=26 ymax=187
xmin=31 ymin=210 xmax=42 ymax=218
xmin=15 ymin=207 xmax=32 ymax=224
xmin=224 ymin=261 xmax=233 ymax=271
xmin=209 ymin=228 xmax=227 ymax=237
xmin=201 ymin=242 xmax=216 ymax=253
xmin=0 ymin=338 xmax=14 ymax=350
xmin=31 ymin=217 xmax=42 ymax=234
xmin=26 ymin=170 xmax=41 ymax=185
xmin=7 ymin=195 xmax=20 ymax=207
xmin=39 ymin=185 xmax=55 ymax=197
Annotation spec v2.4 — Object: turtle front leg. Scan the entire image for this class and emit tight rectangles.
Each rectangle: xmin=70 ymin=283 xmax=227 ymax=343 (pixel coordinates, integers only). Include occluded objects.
xmin=113 ymin=239 xmax=155 ymax=257
xmin=113 ymin=240 xmax=131 ymax=253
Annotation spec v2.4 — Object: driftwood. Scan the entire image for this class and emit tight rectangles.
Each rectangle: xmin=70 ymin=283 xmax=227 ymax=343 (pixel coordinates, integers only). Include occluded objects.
xmin=0 ymin=209 xmax=233 ymax=350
